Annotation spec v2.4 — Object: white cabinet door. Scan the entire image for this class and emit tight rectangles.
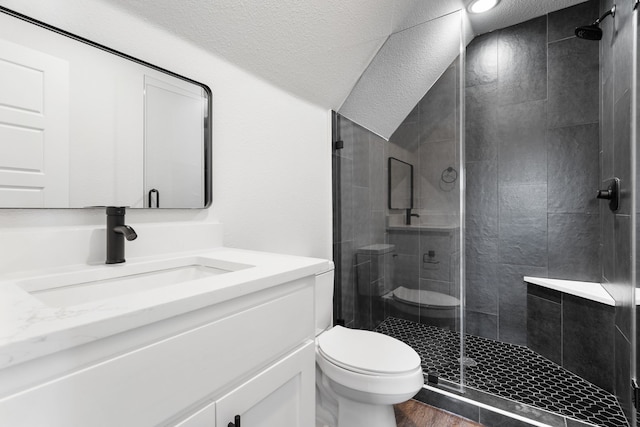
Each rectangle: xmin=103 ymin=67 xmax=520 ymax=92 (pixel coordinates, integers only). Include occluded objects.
xmin=216 ymin=342 xmax=315 ymax=427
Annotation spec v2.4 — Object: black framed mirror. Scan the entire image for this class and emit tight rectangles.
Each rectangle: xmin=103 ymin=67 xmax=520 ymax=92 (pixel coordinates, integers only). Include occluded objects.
xmin=388 ymin=157 xmax=413 ymax=210
xmin=0 ymin=6 xmax=212 ymax=208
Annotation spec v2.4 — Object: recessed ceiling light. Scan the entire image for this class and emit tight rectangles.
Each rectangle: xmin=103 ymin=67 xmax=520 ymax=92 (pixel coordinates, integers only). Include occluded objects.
xmin=468 ymin=0 xmax=500 ymax=14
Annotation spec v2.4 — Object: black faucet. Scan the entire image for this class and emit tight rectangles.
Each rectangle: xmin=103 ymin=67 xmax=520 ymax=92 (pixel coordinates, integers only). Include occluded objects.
xmin=106 ymin=206 xmax=137 ymax=264
xmin=405 ymin=208 xmax=420 ymax=225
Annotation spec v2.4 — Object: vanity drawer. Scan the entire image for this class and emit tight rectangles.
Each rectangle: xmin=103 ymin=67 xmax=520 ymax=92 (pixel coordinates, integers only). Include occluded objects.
xmin=0 ymin=279 xmax=314 ymax=427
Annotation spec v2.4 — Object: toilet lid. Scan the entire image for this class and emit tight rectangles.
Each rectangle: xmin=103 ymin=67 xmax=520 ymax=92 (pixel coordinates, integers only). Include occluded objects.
xmin=393 ymin=286 xmax=460 ymax=308
xmin=318 ymin=326 xmax=421 ymax=375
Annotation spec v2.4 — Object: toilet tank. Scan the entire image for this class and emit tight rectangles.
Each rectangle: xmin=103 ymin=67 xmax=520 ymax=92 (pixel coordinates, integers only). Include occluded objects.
xmin=315 ymin=268 xmax=334 ymax=336
xmin=356 ymin=244 xmax=395 ymax=296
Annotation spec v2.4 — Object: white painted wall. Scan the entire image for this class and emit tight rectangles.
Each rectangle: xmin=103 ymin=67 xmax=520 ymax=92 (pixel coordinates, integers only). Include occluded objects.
xmin=0 ymin=0 xmax=333 ymax=273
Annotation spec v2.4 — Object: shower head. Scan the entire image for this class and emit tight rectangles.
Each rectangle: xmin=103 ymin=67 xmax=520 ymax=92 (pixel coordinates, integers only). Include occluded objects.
xmin=575 ymin=5 xmax=615 ymax=41
xmin=575 ymin=24 xmax=602 ymax=40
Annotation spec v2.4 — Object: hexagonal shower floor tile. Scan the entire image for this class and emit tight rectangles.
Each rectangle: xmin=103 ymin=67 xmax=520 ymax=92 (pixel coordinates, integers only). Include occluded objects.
xmin=375 ymin=317 xmax=628 ymax=427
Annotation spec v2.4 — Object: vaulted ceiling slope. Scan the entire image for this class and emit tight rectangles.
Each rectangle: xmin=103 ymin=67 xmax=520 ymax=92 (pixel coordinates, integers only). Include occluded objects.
xmin=24 ymin=0 xmax=591 ymax=138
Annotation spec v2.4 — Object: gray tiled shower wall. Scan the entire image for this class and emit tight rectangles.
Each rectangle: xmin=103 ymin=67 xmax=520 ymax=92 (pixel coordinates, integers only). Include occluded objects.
xmin=464 ymin=1 xmax=601 ymax=348
xmin=334 ymin=117 xmax=388 ymax=328
xmin=335 ymin=58 xmax=461 ymax=330
xmin=335 ymin=0 xmax=636 ymax=423
xmin=600 ymin=0 xmax=635 ymax=421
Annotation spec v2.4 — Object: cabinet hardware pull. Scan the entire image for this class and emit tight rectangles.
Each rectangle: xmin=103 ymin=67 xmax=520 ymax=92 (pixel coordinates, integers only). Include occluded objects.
xmin=228 ymin=414 xmax=241 ymax=427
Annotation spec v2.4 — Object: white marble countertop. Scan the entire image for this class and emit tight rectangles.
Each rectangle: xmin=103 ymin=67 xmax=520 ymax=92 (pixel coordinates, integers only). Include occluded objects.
xmin=524 ymin=276 xmax=615 ymax=306
xmin=0 ymin=248 xmax=332 ymax=370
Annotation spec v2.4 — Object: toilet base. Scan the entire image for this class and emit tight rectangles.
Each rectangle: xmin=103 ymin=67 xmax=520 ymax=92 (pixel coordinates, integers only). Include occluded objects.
xmin=316 ymin=365 xmax=418 ymax=427
xmin=336 ymin=395 xmax=396 ymax=427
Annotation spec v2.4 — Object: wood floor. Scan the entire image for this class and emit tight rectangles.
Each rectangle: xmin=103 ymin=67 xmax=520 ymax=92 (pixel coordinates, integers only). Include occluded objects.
xmin=394 ymin=400 xmax=484 ymax=427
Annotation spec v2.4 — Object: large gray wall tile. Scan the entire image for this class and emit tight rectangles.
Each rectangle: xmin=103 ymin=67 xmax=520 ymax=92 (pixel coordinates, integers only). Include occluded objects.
xmin=548 ymin=213 xmax=600 ymax=282
xmin=352 ymin=129 xmax=370 ymax=187
xmin=466 ymin=262 xmax=498 ymax=314
xmin=497 ymin=100 xmax=547 ymax=185
xmin=499 ymin=184 xmax=547 ymax=220
xmin=420 ymin=65 xmax=457 ymax=143
xmin=369 ymin=136 xmax=385 ymax=210
xmin=466 ymin=233 xmax=498 ymax=267
xmin=394 ymin=254 xmax=420 ymax=289
xmin=547 ymin=37 xmax=599 ymax=128
xmin=497 ymin=16 xmax=547 ymax=106
xmin=614 ymin=215 xmax=633 ymax=339
xmin=353 ymin=185 xmax=372 ymax=248
xmin=339 ymin=156 xmax=355 ymax=241
xmin=527 ymin=293 xmax=562 ymax=364
xmin=562 ymin=294 xmax=615 ymax=392
xmin=466 ymin=32 xmax=498 ymax=87
xmin=466 ymin=310 xmax=498 ymax=340
xmin=548 ymin=0 xmax=600 ymax=43
xmin=466 ymin=83 xmax=498 ymax=162
xmin=613 ymin=0 xmax=633 ymax=103
xmin=497 ymin=264 xmax=547 ymax=345
xmin=614 ymin=91 xmax=632 ymax=214
xmin=599 ymin=0 xmax=614 ymax=85
xmin=498 ymin=216 xmax=548 ymax=267
xmin=601 ymin=75 xmax=614 ymax=181
xmin=601 ymin=208 xmax=615 ymax=282
xmin=404 ymin=103 xmax=419 ymax=124
xmin=547 ymin=124 xmax=600 ymax=214
xmin=466 ymin=160 xmax=498 ymax=237
xmin=389 ymin=120 xmax=420 ymax=153
xmin=340 ymin=240 xmax=356 ymax=325
xmin=388 ymin=230 xmax=419 ymax=255
xmin=338 ymin=117 xmax=355 ymax=160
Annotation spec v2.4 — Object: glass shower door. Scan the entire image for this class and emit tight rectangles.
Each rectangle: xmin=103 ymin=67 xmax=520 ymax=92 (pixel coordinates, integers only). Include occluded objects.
xmin=331 ymin=10 xmax=465 ymax=392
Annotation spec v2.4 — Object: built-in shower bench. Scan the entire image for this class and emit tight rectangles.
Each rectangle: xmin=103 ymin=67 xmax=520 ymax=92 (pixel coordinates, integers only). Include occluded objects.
xmin=524 ymin=276 xmax=615 ymax=306
xmin=524 ymin=276 xmax=616 ymax=395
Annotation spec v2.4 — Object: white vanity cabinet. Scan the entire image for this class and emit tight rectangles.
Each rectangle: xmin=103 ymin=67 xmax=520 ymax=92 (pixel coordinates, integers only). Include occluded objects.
xmin=176 ymin=343 xmax=314 ymax=427
xmin=0 ymin=276 xmax=316 ymax=427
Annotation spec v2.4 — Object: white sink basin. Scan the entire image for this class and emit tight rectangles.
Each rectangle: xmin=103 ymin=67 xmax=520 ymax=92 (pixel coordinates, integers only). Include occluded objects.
xmin=17 ymin=256 xmax=253 ymax=308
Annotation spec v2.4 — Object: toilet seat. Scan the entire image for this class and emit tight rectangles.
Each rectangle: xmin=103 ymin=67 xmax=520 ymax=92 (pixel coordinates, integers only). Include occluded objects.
xmin=392 ymin=286 xmax=460 ymax=308
xmin=316 ymin=326 xmax=423 ymax=398
xmin=317 ymin=326 xmax=421 ymax=375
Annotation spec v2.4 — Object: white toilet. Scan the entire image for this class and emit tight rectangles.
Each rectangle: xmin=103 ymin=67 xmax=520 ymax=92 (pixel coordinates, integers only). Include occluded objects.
xmin=315 ymin=269 xmax=424 ymax=427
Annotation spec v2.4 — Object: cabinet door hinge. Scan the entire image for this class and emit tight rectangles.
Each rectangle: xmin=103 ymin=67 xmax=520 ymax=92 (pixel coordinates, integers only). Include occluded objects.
xmin=334 ymin=140 xmax=344 ymax=150
xmin=632 ymin=379 xmax=639 ymax=410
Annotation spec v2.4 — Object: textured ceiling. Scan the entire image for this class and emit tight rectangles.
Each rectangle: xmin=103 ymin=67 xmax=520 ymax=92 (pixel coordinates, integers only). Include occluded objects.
xmin=339 ymin=11 xmax=465 ymax=139
xmin=102 ymin=0 xmax=469 ymax=111
xmin=98 ymin=0 xmax=588 ymax=138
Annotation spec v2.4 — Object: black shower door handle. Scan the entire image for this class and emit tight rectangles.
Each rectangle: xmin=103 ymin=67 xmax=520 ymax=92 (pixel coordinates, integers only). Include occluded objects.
xmin=596 ymin=177 xmax=619 ymax=211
